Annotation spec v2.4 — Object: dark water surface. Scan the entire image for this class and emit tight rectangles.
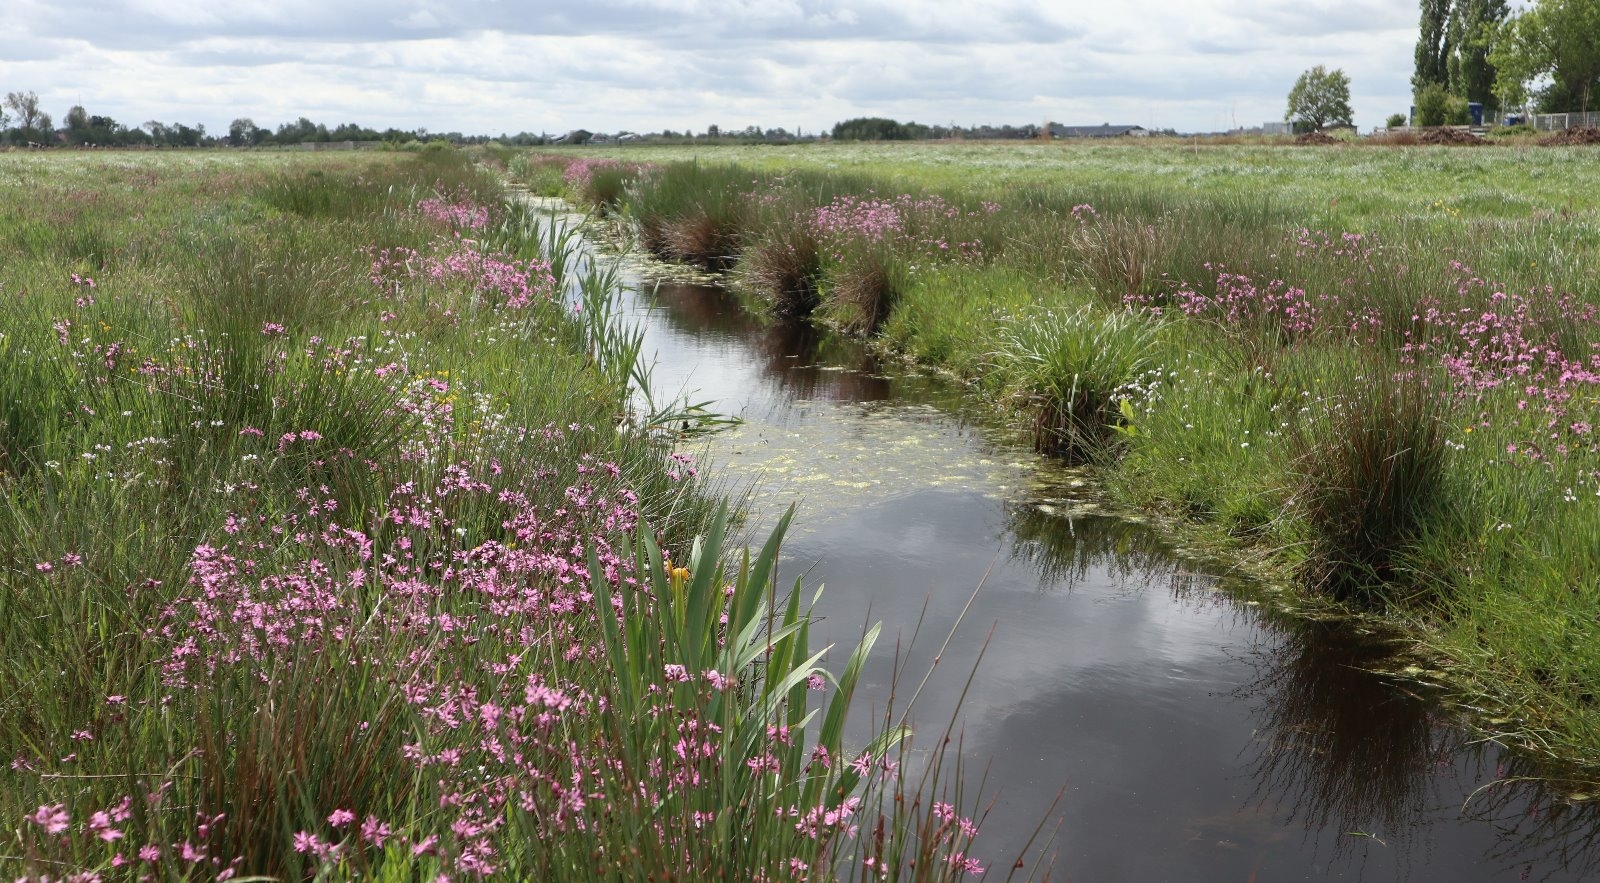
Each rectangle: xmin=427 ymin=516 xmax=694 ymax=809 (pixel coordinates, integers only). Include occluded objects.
xmin=601 ymin=259 xmax=1600 ymax=881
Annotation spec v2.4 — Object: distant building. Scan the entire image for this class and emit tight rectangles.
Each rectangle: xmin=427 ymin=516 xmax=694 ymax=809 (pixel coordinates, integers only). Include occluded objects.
xmin=1048 ymin=124 xmax=1148 ymax=139
xmin=1261 ymin=121 xmax=1294 ymax=136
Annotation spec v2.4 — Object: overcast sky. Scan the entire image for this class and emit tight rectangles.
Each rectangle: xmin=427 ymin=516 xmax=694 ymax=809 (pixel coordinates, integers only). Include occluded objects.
xmin=2 ymin=0 xmax=1425 ymax=136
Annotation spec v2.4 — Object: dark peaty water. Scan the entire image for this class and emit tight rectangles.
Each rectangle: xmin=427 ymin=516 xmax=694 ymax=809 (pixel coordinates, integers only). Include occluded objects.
xmin=601 ymin=264 xmax=1600 ymax=882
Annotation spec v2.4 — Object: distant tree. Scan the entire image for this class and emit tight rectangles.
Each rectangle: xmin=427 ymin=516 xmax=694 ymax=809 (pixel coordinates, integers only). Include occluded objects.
xmin=1387 ymin=112 xmax=1410 ymax=127
xmin=228 ymin=117 xmax=262 ymax=146
xmin=330 ymin=122 xmax=381 ymax=141
xmin=1447 ymin=0 xmax=1510 ymax=108
xmin=4 ymin=91 xmax=43 ymax=130
xmin=1491 ymin=0 xmax=1600 ymax=113
xmin=1415 ymin=0 xmax=1454 ymax=91
xmin=4 ymin=91 xmax=52 ymax=142
xmin=63 ymin=105 xmax=99 ymax=145
xmin=86 ymin=115 xmax=125 ymax=145
xmin=706 ymin=124 xmax=719 ymax=138
xmin=1286 ymin=66 xmax=1355 ymax=130
xmin=273 ymin=117 xmax=322 ymax=144
xmin=831 ymin=117 xmax=912 ymax=141
xmin=1415 ymin=81 xmax=1472 ymax=124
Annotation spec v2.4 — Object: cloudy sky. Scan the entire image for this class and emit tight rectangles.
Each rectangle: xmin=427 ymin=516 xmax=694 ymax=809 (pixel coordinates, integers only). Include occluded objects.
xmin=3 ymin=0 xmax=1425 ymax=136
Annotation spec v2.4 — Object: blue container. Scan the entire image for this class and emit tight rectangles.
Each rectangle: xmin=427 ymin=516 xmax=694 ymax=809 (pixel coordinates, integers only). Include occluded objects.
xmin=1468 ymin=102 xmax=1484 ymax=127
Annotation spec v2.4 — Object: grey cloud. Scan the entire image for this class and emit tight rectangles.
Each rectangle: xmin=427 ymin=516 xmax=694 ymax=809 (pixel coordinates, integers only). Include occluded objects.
xmin=1240 ymin=0 xmax=1415 ymax=39
xmin=23 ymin=0 xmax=1082 ymax=51
xmin=4 ymin=0 xmax=1420 ymax=136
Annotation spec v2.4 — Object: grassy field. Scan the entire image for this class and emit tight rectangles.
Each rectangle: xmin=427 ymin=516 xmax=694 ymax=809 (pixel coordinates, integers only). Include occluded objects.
xmin=0 ymin=149 xmax=996 ymax=882
xmin=527 ymin=139 xmax=1600 ymax=787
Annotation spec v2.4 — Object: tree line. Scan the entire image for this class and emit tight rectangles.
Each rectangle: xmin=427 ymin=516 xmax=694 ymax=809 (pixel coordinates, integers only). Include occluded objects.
xmin=0 ymin=91 xmax=556 ymax=148
xmin=1413 ymin=0 xmax=1600 ymax=123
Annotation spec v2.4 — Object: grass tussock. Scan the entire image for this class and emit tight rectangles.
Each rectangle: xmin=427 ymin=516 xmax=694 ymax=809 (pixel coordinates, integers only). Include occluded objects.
xmin=995 ymin=306 xmax=1164 ymax=462
xmin=825 ymin=249 xmax=904 ymax=335
xmin=1291 ymin=371 xmax=1453 ymax=607
xmin=626 ymin=162 xmax=751 ymax=270
xmin=738 ymin=211 xmax=824 ymax=316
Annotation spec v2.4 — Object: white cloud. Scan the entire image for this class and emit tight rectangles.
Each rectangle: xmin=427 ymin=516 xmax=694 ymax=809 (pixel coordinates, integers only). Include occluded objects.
xmin=0 ymin=0 xmax=1421 ymax=134
xmin=396 ymin=8 xmax=443 ymax=31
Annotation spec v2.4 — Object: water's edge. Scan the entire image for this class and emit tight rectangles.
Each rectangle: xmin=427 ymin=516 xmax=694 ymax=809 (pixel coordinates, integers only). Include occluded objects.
xmin=536 ymin=194 xmax=1600 ymax=882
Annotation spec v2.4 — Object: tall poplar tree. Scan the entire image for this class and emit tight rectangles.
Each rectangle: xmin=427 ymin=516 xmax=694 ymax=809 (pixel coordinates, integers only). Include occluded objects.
xmin=1448 ymin=0 xmax=1509 ymax=108
xmin=1414 ymin=0 xmax=1453 ymax=92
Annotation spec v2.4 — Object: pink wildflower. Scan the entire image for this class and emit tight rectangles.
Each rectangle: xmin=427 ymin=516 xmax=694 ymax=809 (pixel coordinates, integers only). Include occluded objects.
xmin=29 ymin=803 xmax=70 ymax=834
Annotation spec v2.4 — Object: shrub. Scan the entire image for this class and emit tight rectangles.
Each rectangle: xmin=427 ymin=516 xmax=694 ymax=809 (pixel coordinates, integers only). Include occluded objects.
xmin=1414 ymin=83 xmax=1471 ymax=128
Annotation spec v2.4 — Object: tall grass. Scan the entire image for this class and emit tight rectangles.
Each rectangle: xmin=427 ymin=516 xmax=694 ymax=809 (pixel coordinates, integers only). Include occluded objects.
xmin=994 ymin=306 xmax=1165 ymax=462
xmin=1289 ymin=370 xmax=1454 ymax=607
xmin=2 ymin=151 xmax=1023 ymax=882
xmin=738 ymin=203 xmax=825 ymax=317
xmin=625 ymin=162 xmax=751 ymax=270
xmin=521 ymin=144 xmax=1600 ymax=778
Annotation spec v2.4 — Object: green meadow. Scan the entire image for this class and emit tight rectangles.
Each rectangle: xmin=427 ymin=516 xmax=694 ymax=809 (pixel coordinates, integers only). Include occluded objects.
xmin=533 ymin=138 xmax=1600 ymax=783
xmin=1 ymin=149 xmax=994 ymax=882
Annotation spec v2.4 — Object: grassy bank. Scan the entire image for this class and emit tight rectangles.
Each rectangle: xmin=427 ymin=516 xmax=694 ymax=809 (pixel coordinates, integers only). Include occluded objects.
xmin=1 ymin=151 xmax=1002 ymax=882
xmin=527 ymin=142 xmax=1600 ymax=785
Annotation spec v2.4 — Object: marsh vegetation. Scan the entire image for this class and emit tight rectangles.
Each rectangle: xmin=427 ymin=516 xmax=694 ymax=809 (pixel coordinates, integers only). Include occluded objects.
xmin=529 ymin=139 xmax=1600 ymax=782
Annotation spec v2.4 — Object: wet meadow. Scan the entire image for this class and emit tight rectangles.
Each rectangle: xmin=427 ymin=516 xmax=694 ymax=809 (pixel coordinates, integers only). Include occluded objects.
xmin=0 ymin=149 xmax=996 ymax=882
xmin=525 ymin=138 xmax=1600 ymax=787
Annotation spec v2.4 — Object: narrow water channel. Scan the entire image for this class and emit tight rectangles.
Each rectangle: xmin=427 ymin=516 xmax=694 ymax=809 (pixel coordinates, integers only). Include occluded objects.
xmin=558 ymin=205 xmax=1600 ymax=881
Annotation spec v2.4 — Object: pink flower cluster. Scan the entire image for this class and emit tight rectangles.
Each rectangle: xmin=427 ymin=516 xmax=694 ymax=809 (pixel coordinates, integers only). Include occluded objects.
xmin=23 ymin=798 xmax=242 ymax=881
xmin=369 ymin=238 xmax=557 ymax=310
xmin=811 ymin=192 xmax=997 ymax=261
xmin=418 ymin=194 xmax=490 ymax=230
xmin=562 ymin=157 xmax=622 ymax=189
xmin=1403 ymin=262 xmax=1600 ymax=455
xmin=1131 ymin=263 xmax=1384 ymax=344
xmin=1107 ymin=212 xmax=1600 ymax=460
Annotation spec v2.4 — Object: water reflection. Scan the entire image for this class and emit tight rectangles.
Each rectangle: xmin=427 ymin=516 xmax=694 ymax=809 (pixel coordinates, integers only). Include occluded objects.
xmin=597 ymin=255 xmax=1600 ymax=882
xmin=644 ymin=281 xmax=892 ymax=404
xmin=1227 ymin=618 xmax=1600 ymax=881
xmin=1468 ymin=755 xmax=1600 ymax=882
xmin=1005 ymin=500 xmax=1204 ymax=596
xmin=1239 ymin=623 xmax=1451 ymax=871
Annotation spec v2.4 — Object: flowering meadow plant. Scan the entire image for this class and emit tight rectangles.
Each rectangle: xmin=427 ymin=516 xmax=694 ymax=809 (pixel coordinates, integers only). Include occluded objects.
xmin=2 ymin=153 xmax=1000 ymax=883
xmin=540 ymin=147 xmax=1600 ymax=775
